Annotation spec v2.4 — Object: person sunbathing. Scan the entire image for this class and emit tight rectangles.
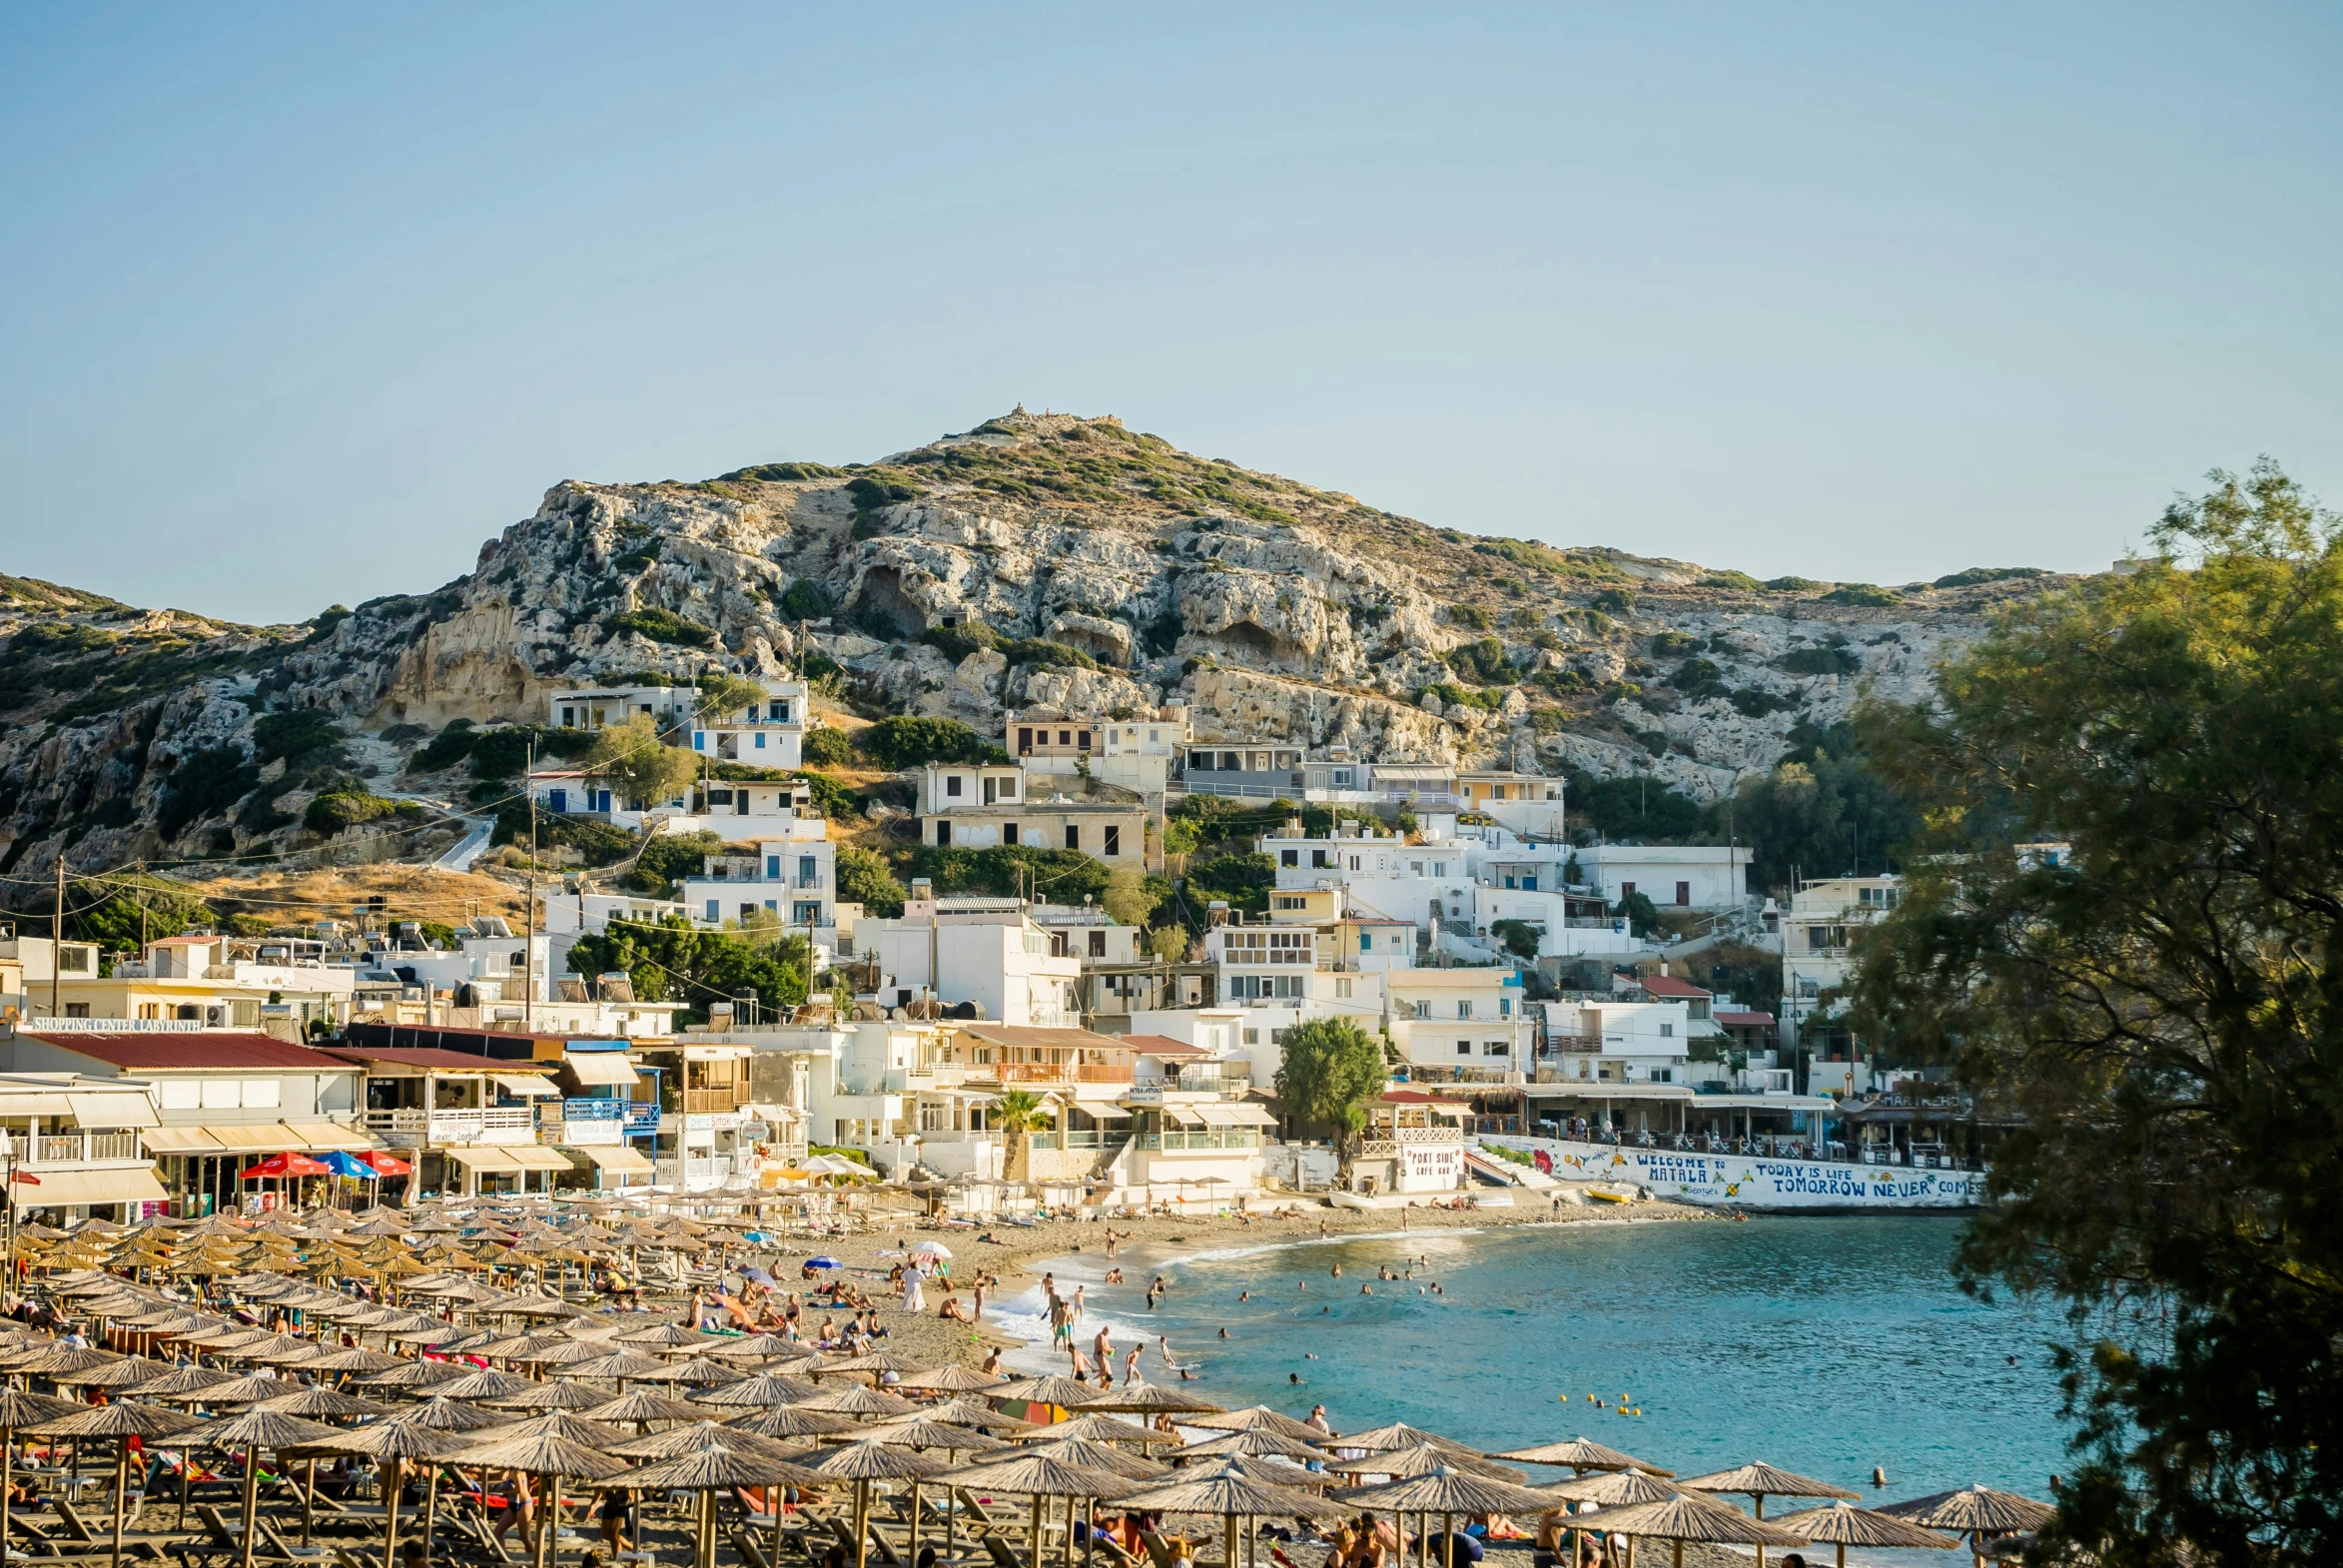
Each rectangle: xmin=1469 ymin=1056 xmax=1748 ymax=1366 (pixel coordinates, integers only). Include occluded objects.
xmin=937 ymin=1295 xmax=973 ymax=1324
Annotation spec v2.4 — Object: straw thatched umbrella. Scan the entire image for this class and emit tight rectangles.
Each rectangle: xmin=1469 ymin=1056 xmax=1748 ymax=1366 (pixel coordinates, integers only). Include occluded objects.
xmin=0 ymin=1388 xmax=78 ymax=1554
xmin=592 ymin=1388 xmax=709 ymax=1431
xmin=1080 ymin=1381 xmax=1225 ymax=1416
xmin=933 ymin=1450 xmax=1134 ymax=1568
xmin=803 ymin=1436 xmax=953 ymax=1568
xmin=491 ymin=1381 xmax=614 ymax=1413
xmin=686 ymin=1371 xmax=821 ymax=1409
xmin=1678 ymin=1462 xmax=1856 ymax=1568
xmin=795 ymin=1383 xmax=919 ymax=1419
xmin=303 ymin=1345 xmax=406 ymax=1375
xmin=992 ymin=1374 xmax=1104 ymax=1411
xmin=433 ymin=1367 xmax=538 ymax=1401
xmin=29 ymin=1399 xmax=203 ymax=1568
xmin=1118 ymin=1457 xmax=1345 ymax=1568
xmin=636 ymin=1357 xmax=750 ymax=1388
xmin=1182 ymin=1405 xmax=1324 ymax=1442
xmin=598 ymin=1434 xmax=830 ymax=1568
xmin=563 ymin=1349 xmax=670 ymax=1384
xmin=724 ymin=1403 xmax=862 ymax=1442
xmin=447 ymin=1425 xmax=630 ymax=1568
xmin=311 ymin=1412 xmax=476 ymax=1567
xmin=1492 ymin=1437 xmax=1670 ymax=1476
xmin=893 ymin=1363 xmax=1007 ymax=1394
xmin=1046 ymin=1414 xmax=1182 ymax=1447
xmin=1179 ymin=1429 xmax=1328 ymax=1464
xmin=1338 ymin=1464 xmax=1568 ymax=1568
xmin=1772 ymin=1501 xmax=1960 ymax=1568
xmin=1572 ymin=1491 xmax=1813 ymax=1568
xmin=186 ymin=1407 xmax=338 ymax=1568
xmin=1538 ymin=1468 xmax=1685 ymax=1568
xmin=819 ymin=1350 xmax=934 ymax=1380
xmin=1878 ymin=1486 xmax=2056 ymax=1568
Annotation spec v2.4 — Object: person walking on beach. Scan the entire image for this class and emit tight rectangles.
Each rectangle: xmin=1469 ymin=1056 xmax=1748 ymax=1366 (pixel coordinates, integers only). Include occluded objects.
xmin=1122 ymin=1345 xmax=1142 ymax=1384
xmin=1094 ymin=1323 xmax=1113 ymax=1367
xmin=1072 ymin=1284 xmax=1087 ymax=1323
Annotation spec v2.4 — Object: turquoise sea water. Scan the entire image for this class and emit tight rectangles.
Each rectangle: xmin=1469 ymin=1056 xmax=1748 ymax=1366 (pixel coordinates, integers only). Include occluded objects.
xmin=1001 ymin=1215 xmax=2072 ymax=1543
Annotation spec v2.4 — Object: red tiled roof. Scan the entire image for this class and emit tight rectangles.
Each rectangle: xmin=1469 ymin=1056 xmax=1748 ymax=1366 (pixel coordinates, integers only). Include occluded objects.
xmin=314 ymin=1047 xmax=553 ymax=1073
xmin=1117 ymin=1034 xmax=1206 ymax=1057
xmin=1639 ymin=975 xmax=1713 ymax=999
xmin=23 ymin=1032 xmax=344 ymax=1071
xmin=1715 ymin=1011 xmax=1777 ymax=1029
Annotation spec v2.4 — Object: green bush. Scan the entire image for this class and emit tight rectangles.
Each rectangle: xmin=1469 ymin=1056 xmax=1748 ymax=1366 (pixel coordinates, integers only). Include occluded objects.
xmin=855 ymin=715 xmax=998 ymax=770
xmin=1698 ymin=570 xmax=1763 ymax=591
xmin=801 ymin=726 xmax=851 ymax=767
xmin=1764 ymin=575 xmax=1824 ymax=592
xmin=778 ymin=579 xmax=835 ymax=620
xmin=920 ymin=622 xmax=995 ymax=663
xmin=1186 ymin=851 xmax=1277 ymax=913
xmin=1446 ymin=637 xmax=1516 ymax=686
xmin=1931 ymin=565 xmax=2046 ymax=589
xmin=608 ymin=607 xmax=716 ymax=647
xmin=902 ymin=844 xmax=1109 ymax=904
xmin=1529 ymin=668 xmax=1589 ymax=697
xmin=160 ymin=746 xmax=258 ymax=840
xmin=1589 ymin=588 xmax=1635 ymax=614
xmin=1448 ymin=605 xmax=1491 ymax=631
xmin=1670 ymin=658 xmax=1728 ymax=696
xmin=799 ymin=771 xmax=863 ymax=819
xmin=1776 ymin=645 xmax=1861 ymax=677
xmin=305 ymin=790 xmax=422 ymax=836
xmin=1823 ymin=584 xmax=1902 ymax=607
xmin=1649 ymin=631 xmax=1700 ymax=658
xmin=835 ymin=844 xmax=907 ymax=917
xmin=720 ymin=461 xmax=842 ymax=482
xmin=1491 ymin=918 xmax=1541 ymax=960
xmin=411 ymin=719 xmax=476 ymax=771
xmin=1419 ymin=681 xmax=1505 ymax=714
xmin=997 ymin=638 xmax=1094 ymax=672
xmin=1730 ymin=687 xmax=1796 ymax=718
xmin=628 ymin=830 xmax=724 ymax=894
xmin=253 ymin=710 xmax=343 ymax=766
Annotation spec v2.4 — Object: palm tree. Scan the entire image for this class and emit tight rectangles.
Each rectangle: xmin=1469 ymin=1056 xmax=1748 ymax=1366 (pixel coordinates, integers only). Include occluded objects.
xmin=991 ymin=1089 xmax=1049 ymax=1181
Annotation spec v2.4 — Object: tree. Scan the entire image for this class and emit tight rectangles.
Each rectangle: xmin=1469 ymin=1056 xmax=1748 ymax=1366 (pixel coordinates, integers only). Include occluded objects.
xmin=691 ymin=672 xmax=767 ymax=722
xmin=68 ymin=874 xmax=212 ymax=953
xmin=1270 ymin=1017 xmax=1387 ymax=1174
xmin=1490 ymin=919 xmax=1540 ymax=961
xmin=990 ymin=1089 xmax=1050 ymax=1180
xmin=1611 ymin=889 xmax=1659 ymax=937
xmin=567 ymin=916 xmax=809 ymax=1022
xmin=835 ymin=843 xmax=908 ymax=917
xmin=801 ymin=725 xmax=852 ymax=767
xmin=586 ymin=714 xmax=698 ymax=808
xmin=1849 ymin=462 xmax=2343 ymax=1568
xmin=1716 ymin=722 xmax=1921 ymax=894
xmin=854 ymin=715 xmax=999 ymax=770
xmin=1100 ymin=863 xmax=1161 ymax=927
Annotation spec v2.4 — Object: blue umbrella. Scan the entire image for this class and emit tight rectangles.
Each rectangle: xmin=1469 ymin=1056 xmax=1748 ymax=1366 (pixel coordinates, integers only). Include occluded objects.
xmin=313 ymin=1151 xmax=378 ymax=1178
xmin=805 ymin=1256 xmax=842 ymax=1269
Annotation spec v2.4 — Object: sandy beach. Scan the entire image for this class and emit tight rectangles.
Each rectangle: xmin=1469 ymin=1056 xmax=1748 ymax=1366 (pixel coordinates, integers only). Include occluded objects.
xmin=742 ymin=1195 xmax=1718 ymax=1372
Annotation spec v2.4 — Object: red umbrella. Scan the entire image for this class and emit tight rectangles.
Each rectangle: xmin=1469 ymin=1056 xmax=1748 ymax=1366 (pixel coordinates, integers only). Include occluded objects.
xmin=239 ymin=1154 xmax=334 ymax=1178
xmin=362 ymin=1152 xmax=413 ymax=1176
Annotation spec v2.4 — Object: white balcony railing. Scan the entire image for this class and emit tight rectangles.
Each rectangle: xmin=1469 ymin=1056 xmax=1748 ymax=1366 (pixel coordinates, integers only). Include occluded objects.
xmin=0 ymin=1131 xmax=146 ymax=1165
xmin=362 ymin=1107 xmax=537 ymax=1148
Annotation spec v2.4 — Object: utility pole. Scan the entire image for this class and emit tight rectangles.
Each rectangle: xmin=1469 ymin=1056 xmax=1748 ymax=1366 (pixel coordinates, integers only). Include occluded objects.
xmin=524 ymin=741 xmax=537 ymax=1029
xmin=51 ymin=856 xmax=65 ymax=1018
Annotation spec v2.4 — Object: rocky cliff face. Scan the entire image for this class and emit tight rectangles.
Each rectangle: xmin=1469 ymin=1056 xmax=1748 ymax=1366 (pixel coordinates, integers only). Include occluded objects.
xmin=0 ymin=410 xmax=2060 ymax=875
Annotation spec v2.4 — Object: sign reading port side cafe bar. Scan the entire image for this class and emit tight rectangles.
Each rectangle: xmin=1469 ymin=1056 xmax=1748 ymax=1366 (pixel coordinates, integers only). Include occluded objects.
xmin=1481 ymin=1137 xmax=1983 ymax=1209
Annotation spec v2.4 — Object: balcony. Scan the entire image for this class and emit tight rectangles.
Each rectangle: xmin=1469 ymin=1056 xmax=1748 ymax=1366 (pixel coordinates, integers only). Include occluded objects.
xmin=980 ymin=1063 xmax=1132 ymax=1086
xmin=680 ymin=1088 xmax=752 ymax=1116
xmin=1133 ymin=1128 xmax=1261 ymax=1152
xmin=0 ymin=1131 xmax=146 ymax=1165
xmin=362 ymin=1107 xmax=537 ymax=1149
xmin=1026 ymin=1131 xmax=1130 ymax=1152
xmin=624 ymin=1103 xmax=661 ymax=1135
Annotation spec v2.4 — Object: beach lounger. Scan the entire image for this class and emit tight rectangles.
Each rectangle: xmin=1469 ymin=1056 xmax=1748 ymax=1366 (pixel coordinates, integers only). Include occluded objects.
xmin=730 ymin=1531 xmax=775 ymax=1568
xmin=252 ymin=1521 xmax=329 ymax=1566
xmin=954 ymin=1490 xmax=1008 ymax=1537
xmin=984 ymin=1536 xmax=1030 ymax=1568
xmin=51 ymin=1504 xmax=165 ymax=1562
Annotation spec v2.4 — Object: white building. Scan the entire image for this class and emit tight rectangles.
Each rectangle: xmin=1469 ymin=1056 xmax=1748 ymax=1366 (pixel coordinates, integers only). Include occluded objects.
xmin=548 ymin=683 xmax=701 ymax=731
xmin=1385 ymin=968 xmax=1535 ymax=1080
xmin=1008 ymin=705 xmax=1191 ymax=796
xmin=689 ymin=677 xmax=813 ymax=768
xmin=1579 ymin=844 xmax=1750 ymax=912
xmin=858 ymin=890 xmax=1084 ymax=1028
xmin=681 ymin=824 xmax=840 ymax=935
xmin=1781 ymin=874 xmax=1904 ymax=1052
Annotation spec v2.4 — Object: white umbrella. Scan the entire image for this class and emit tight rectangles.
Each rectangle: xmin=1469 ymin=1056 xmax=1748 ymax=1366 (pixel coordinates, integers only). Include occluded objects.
xmin=908 ymin=1239 xmax=953 ymax=1258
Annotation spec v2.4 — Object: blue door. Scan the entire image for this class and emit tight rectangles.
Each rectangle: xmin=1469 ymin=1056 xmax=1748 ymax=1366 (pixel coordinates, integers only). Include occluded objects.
xmin=548 ymin=789 xmax=566 ymax=813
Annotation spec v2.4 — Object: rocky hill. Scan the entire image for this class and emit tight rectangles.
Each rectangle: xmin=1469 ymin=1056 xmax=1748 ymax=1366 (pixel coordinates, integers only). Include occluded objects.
xmin=0 ymin=409 xmax=2066 ymax=877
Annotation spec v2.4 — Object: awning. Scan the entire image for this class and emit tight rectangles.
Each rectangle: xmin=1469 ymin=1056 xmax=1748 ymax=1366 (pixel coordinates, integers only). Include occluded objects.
xmin=209 ymin=1125 xmax=294 ymax=1150
xmin=12 ymin=1167 xmax=169 ymax=1211
xmin=493 ymin=1074 xmax=560 ymax=1098
xmin=140 ymin=1126 xmax=224 ymax=1154
xmin=0 ymin=1094 xmax=75 ymax=1117
xmin=280 ymin=1122 xmax=374 ymax=1153
xmin=563 ymin=1054 xmax=641 ymax=1087
xmin=582 ymin=1146 xmax=654 ymax=1175
xmin=1194 ymin=1103 xmax=1276 ymax=1128
xmin=445 ymin=1147 xmax=522 ymax=1171
xmin=67 ymin=1094 xmax=157 ymax=1129
xmin=1164 ymin=1106 xmax=1205 ymax=1127
xmin=503 ymin=1147 xmax=571 ymax=1173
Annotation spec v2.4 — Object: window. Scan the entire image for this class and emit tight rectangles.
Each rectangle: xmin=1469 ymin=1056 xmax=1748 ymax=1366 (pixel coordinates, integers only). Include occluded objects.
xmin=1676 ymin=881 xmax=1691 ymax=906
xmin=1349 ymin=855 xmax=1361 ymax=871
xmin=770 ymin=701 xmax=790 ymax=722
xmin=705 ymin=900 xmax=721 ymax=922
xmin=1242 ymin=1028 xmax=1260 ymax=1046
xmin=1456 ymin=1040 xmax=1472 ymax=1056
xmin=1413 ymin=1001 xmax=1431 ymax=1019
xmin=946 ymin=775 xmax=963 ymax=797
xmin=1457 ymin=1001 xmax=1473 ymax=1020
xmin=1004 ymin=824 xmax=1020 ymax=846
xmin=793 ymin=902 xmax=822 ymax=924
xmin=1104 ymin=825 xmax=1121 ymax=856
xmin=936 ymin=821 xmax=951 ymax=847
xmin=1059 ymin=730 xmax=1072 ymax=746
xmin=1018 ymin=727 xmax=1033 ymax=753
xmin=1311 ymin=849 xmax=1330 ymax=868
xmin=560 ymin=706 xmax=575 ymax=726
xmin=1065 ymin=825 xmax=1081 ymax=851
xmin=1359 ymin=933 xmax=1372 ymax=950
xmin=1335 ymin=979 xmax=1353 ymax=999
xmin=998 ymin=775 xmax=1018 ymax=800
xmin=1078 ymin=730 xmax=1092 ymax=750
xmin=754 ymin=732 xmax=766 ymax=749
xmin=740 ymin=904 xmax=757 ymax=922
xmin=1088 ymin=931 xmax=1106 ymax=958
xmin=1484 ymin=1041 xmax=1508 ymax=1057
xmin=765 ymin=855 xmax=781 ymax=879
xmin=1280 ymin=849 xmax=1298 ymax=868
xmin=1500 ymin=998 xmax=1512 ymax=1018
xmin=1660 ymin=1023 xmax=1674 ymax=1038
xmin=1621 ymin=881 xmax=1635 ymax=897
xmin=63 ymin=1003 xmax=88 ymax=1018
xmin=798 ymin=855 xmax=818 ymax=887
xmin=693 ymin=733 xmax=705 ymax=750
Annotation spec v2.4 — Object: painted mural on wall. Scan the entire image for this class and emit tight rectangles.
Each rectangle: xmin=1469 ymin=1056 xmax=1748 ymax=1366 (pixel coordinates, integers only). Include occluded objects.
xmin=1483 ymin=1136 xmax=1983 ymax=1209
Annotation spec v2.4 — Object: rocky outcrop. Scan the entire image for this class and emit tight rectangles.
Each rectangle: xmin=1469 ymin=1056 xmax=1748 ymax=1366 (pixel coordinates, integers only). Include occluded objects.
xmin=0 ymin=410 xmax=2061 ymax=872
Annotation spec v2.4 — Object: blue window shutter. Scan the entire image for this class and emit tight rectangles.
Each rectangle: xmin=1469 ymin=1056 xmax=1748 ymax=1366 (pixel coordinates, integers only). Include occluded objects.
xmin=765 ymin=856 xmax=780 ymax=879
xmin=693 ymin=732 xmax=705 ymax=751
xmin=704 ymin=900 xmax=719 ymax=922
xmin=755 ymin=733 xmax=765 ymax=749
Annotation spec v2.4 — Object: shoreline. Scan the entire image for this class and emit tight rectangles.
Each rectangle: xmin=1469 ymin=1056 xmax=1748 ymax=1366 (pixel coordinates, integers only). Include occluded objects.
xmin=774 ymin=1193 xmax=1718 ymax=1371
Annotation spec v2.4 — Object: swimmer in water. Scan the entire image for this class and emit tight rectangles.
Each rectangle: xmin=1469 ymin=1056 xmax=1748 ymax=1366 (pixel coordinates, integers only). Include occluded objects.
xmin=1303 ymin=1352 xmax=1317 ymax=1360
xmin=1360 ymin=1284 xmax=1372 ymax=1295
xmin=1331 ymin=1263 xmax=1341 ymax=1278
xmin=1289 ymin=1372 xmax=1303 ymax=1384
xmin=1238 ymin=1291 xmax=1249 ymax=1302
xmin=1217 ymin=1327 xmax=1229 ymax=1338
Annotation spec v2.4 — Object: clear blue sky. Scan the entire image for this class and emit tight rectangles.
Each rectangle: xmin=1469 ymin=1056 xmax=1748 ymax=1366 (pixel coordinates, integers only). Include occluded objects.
xmin=4 ymin=4 xmax=2338 ymax=624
